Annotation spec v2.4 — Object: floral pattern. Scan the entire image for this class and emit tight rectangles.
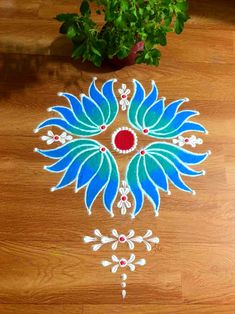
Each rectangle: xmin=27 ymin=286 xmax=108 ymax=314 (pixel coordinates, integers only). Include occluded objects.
xmin=41 ymin=130 xmax=73 ymax=145
xmin=84 ymin=229 xmax=159 ymax=251
xmin=34 ymin=78 xmax=209 ymax=217
xmin=118 ymin=84 xmax=130 ymax=111
xmin=173 ymin=135 xmax=203 ymax=147
xmin=117 ymin=181 xmax=131 ymax=215
xmin=101 ymin=253 xmax=146 ymax=273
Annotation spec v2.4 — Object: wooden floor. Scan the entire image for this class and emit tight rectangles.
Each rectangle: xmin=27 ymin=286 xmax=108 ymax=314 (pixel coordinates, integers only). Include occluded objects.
xmin=0 ymin=0 xmax=235 ymax=313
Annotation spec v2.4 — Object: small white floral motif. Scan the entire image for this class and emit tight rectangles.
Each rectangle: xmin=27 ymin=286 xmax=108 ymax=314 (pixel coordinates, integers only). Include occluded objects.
xmin=41 ymin=130 xmax=73 ymax=145
xmin=172 ymin=135 xmax=203 ymax=148
xmin=84 ymin=229 xmax=159 ymax=251
xmin=101 ymin=253 xmax=146 ymax=273
xmin=118 ymin=84 xmax=130 ymax=111
xmin=117 ymin=181 xmax=131 ymax=215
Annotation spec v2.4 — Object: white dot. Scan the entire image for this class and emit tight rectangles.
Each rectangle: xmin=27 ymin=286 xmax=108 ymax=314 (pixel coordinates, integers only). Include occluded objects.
xmin=202 ymin=170 xmax=206 ymax=175
xmin=184 ymin=97 xmax=189 ymax=102
xmin=47 ymin=107 xmax=52 ymax=112
xmin=34 ymin=129 xmax=39 ymax=133
xmin=155 ymin=212 xmax=159 ymax=217
xmin=167 ymin=190 xmax=171 ymax=195
xmin=50 ymin=187 xmax=56 ymax=192
xmin=57 ymin=92 xmax=63 ymax=97
xmin=192 ymin=190 xmax=196 ymax=195
xmin=34 ymin=148 xmax=38 ymax=152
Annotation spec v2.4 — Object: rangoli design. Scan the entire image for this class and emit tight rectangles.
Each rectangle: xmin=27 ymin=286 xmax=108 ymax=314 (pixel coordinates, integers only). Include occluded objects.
xmin=34 ymin=78 xmax=210 ymax=299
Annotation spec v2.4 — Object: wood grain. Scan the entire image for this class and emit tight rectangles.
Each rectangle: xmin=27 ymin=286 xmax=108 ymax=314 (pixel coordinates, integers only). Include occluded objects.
xmin=0 ymin=0 xmax=235 ymax=313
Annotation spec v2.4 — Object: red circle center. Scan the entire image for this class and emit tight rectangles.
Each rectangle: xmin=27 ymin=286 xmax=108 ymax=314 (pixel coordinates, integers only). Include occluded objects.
xmin=121 ymin=94 xmax=127 ymax=99
xmin=119 ymin=236 xmax=126 ymax=242
xmin=184 ymin=138 xmax=189 ymax=142
xmin=121 ymin=196 xmax=127 ymax=201
xmin=54 ymin=135 xmax=60 ymax=141
xmin=120 ymin=260 xmax=126 ymax=266
xmin=114 ymin=130 xmax=135 ymax=151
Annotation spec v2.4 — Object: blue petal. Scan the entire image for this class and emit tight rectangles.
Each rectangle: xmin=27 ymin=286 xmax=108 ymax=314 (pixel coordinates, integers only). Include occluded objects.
xmin=138 ymin=157 xmax=160 ymax=215
xmin=76 ymin=151 xmax=102 ymax=191
xmin=144 ymin=155 xmax=168 ymax=191
xmin=153 ymin=98 xmax=186 ymax=129
xmin=128 ymin=80 xmax=145 ymax=129
xmin=58 ymin=93 xmax=98 ymax=128
xmin=50 ymin=106 xmax=98 ymax=131
xmin=136 ymin=81 xmax=158 ymax=127
xmin=151 ymin=150 xmax=203 ymax=176
xmin=45 ymin=146 xmax=96 ymax=172
xmin=101 ymin=79 xmax=118 ymax=125
xmin=81 ymin=95 xmax=104 ymax=126
xmin=126 ymin=154 xmax=144 ymax=216
xmin=151 ymin=121 xmax=206 ymax=139
xmin=154 ymin=110 xmax=198 ymax=134
xmin=144 ymin=99 xmax=164 ymax=128
xmin=150 ymin=154 xmax=192 ymax=192
xmin=103 ymin=151 xmax=119 ymax=214
xmin=89 ymin=79 xmax=110 ymax=122
xmin=146 ymin=142 xmax=208 ymax=165
xmin=37 ymin=139 xmax=83 ymax=158
xmin=36 ymin=118 xmax=100 ymax=136
xmin=54 ymin=148 xmax=98 ymax=190
xmin=85 ymin=154 xmax=110 ymax=210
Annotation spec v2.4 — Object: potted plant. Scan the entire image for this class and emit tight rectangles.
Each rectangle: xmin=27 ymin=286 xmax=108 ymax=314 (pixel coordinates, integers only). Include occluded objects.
xmin=56 ymin=0 xmax=189 ymax=67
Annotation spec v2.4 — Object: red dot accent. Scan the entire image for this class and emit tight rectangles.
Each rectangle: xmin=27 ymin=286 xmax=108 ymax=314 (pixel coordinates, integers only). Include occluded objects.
xmin=119 ymin=236 xmax=126 ymax=242
xmin=114 ymin=130 xmax=135 ymax=151
xmin=143 ymin=128 xmax=149 ymax=134
xmin=121 ymin=196 xmax=127 ymax=201
xmin=120 ymin=259 xmax=126 ymax=266
xmin=100 ymin=147 xmax=106 ymax=152
xmin=100 ymin=125 xmax=106 ymax=130
xmin=140 ymin=150 xmax=145 ymax=155
xmin=54 ymin=135 xmax=60 ymax=141
xmin=121 ymin=94 xmax=127 ymax=99
xmin=184 ymin=138 xmax=189 ymax=143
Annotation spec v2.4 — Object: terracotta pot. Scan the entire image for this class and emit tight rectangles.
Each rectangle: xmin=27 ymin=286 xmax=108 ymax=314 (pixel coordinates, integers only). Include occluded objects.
xmin=110 ymin=41 xmax=144 ymax=67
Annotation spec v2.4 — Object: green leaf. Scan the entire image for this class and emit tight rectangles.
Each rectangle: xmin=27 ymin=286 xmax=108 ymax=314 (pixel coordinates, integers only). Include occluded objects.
xmin=67 ymin=25 xmax=77 ymax=39
xmin=80 ymin=0 xmax=90 ymax=16
xmin=91 ymin=46 xmax=102 ymax=56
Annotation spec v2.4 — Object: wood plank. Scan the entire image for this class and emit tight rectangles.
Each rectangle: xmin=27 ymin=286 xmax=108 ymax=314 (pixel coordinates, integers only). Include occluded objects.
xmin=0 ymin=241 xmax=181 ymax=304
xmin=83 ymin=304 xmax=235 ymax=314
xmin=0 ymin=304 xmax=83 ymax=314
xmin=181 ymin=243 xmax=235 ymax=304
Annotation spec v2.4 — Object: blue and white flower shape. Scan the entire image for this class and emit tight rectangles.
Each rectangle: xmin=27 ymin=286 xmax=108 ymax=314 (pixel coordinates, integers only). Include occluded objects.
xmin=126 ymin=79 xmax=210 ymax=217
xmin=34 ymin=78 xmax=120 ymax=216
xmin=34 ymin=78 xmax=210 ymax=218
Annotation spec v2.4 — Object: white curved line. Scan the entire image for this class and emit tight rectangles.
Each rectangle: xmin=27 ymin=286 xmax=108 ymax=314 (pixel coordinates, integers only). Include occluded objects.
xmin=75 ymin=150 xmax=102 ymax=192
xmin=81 ymin=94 xmax=105 ymax=126
xmin=147 ymin=148 xmax=204 ymax=177
xmin=149 ymin=98 xmax=187 ymax=131
xmin=149 ymin=152 xmax=193 ymax=193
xmin=58 ymin=92 xmax=98 ymax=128
xmin=45 ymin=144 xmax=97 ymax=172
xmin=51 ymin=147 xmax=98 ymax=190
xmin=135 ymin=80 xmax=155 ymax=129
xmin=144 ymin=154 xmax=169 ymax=192
xmin=139 ymin=156 xmax=160 ymax=215
xmin=153 ymin=110 xmax=198 ymax=134
xmin=49 ymin=106 xmax=98 ymax=132
xmin=142 ymin=98 xmax=165 ymax=129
